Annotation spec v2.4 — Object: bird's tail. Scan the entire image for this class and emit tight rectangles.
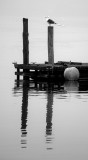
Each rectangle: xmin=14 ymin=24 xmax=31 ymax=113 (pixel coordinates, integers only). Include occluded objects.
xmin=56 ymin=23 xmax=64 ymax=27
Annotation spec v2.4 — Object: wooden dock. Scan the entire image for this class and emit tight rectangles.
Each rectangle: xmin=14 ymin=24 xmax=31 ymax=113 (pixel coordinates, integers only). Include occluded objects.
xmin=14 ymin=62 xmax=88 ymax=81
xmin=13 ymin=18 xmax=88 ymax=82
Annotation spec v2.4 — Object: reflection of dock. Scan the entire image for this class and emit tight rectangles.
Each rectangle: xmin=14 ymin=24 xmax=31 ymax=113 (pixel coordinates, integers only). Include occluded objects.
xmin=13 ymin=80 xmax=88 ymax=149
xmin=13 ymin=81 xmax=56 ymax=149
xmin=13 ymin=80 xmax=64 ymax=94
xmin=13 ymin=79 xmax=88 ymax=92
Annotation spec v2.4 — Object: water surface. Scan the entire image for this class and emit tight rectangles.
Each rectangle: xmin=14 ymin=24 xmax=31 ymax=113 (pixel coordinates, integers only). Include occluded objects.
xmin=1 ymin=79 xmax=88 ymax=160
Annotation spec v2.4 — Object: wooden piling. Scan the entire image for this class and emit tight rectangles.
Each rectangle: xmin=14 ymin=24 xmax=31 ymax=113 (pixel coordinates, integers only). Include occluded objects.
xmin=23 ymin=18 xmax=29 ymax=80
xmin=23 ymin=18 xmax=29 ymax=65
xmin=48 ymin=26 xmax=54 ymax=65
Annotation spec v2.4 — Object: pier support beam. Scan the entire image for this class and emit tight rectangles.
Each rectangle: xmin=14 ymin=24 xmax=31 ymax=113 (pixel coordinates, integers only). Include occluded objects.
xmin=48 ymin=26 xmax=54 ymax=66
xmin=17 ymin=68 xmax=20 ymax=81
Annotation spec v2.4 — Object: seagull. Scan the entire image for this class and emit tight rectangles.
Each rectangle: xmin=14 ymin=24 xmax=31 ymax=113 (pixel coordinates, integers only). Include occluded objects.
xmin=45 ymin=17 xmax=63 ymax=26
xmin=45 ymin=17 xmax=57 ymax=25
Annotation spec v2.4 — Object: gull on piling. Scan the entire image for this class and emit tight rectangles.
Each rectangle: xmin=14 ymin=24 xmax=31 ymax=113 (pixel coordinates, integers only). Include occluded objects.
xmin=45 ymin=16 xmax=64 ymax=26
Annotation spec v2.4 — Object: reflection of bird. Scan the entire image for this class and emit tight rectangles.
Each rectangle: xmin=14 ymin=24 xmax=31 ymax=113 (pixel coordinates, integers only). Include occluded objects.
xmin=45 ymin=17 xmax=63 ymax=26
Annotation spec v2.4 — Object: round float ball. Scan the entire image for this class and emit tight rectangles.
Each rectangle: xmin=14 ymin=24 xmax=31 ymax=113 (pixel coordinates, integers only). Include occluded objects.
xmin=64 ymin=67 xmax=80 ymax=80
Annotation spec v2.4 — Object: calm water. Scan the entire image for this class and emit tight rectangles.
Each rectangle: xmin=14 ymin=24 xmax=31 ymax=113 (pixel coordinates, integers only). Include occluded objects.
xmin=0 ymin=75 xmax=88 ymax=160
xmin=0 ymin=17 xmax=88 ymax=160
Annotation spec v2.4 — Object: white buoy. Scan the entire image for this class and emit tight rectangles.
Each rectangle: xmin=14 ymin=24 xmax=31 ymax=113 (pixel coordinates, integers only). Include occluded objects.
xmin=64 ymin=67 xmax=80 ymax=80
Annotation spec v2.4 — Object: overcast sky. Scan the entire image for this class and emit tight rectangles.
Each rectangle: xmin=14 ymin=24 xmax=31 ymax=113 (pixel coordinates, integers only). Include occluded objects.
xmin=0 ymin=0 xmax=88 ymax=63
xmin=0 ymin=0 xmax=88 ymax=18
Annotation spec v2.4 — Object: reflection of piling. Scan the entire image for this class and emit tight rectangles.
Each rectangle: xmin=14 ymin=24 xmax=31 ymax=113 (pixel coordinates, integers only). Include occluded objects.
xmin=46 ymin=91 xmax=53 ymax=149
xmin=46 ymin=91 xmax=53 ymax=135
xmin=48 ymin=26 xmax=54 ymax=65
xmin=21 ymin=82 xmax=29 ymax=148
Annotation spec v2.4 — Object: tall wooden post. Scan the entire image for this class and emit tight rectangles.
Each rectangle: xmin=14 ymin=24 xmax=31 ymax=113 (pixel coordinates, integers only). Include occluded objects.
xmin=48 ymin=26 xmax=54 ymax=65
xmin=23 ymin=18 xmax=29 ymax=80
xmin=23 ymin=18 xmax=29 ymax=65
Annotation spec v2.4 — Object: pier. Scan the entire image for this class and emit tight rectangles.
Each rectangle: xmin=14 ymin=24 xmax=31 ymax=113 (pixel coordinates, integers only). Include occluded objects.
xmin=13 ymin=18 xmax=88 ymax=82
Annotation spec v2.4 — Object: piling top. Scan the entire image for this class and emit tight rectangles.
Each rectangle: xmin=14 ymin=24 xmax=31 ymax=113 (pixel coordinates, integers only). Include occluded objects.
xmin=23 ymin=18 xmax=28 ymax=33
xmin=23 ymin=18 xmax=28 ymax=22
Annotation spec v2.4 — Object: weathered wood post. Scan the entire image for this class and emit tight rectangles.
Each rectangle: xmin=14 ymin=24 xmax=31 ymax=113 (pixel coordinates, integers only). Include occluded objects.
xmin=23 ymin=18 xmax=29 ymax=64
xmin=23 ymin=18 xmax=29 ymax=80
xmin=48 ymin=26 xmax=54 ymax=65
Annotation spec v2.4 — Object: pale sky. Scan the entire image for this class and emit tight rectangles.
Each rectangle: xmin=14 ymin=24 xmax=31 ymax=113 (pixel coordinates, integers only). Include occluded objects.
xmin=0 ymin=0 xmax=88 ymax=64
xmin=0 ymin=0 xmax=88 ymax=18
